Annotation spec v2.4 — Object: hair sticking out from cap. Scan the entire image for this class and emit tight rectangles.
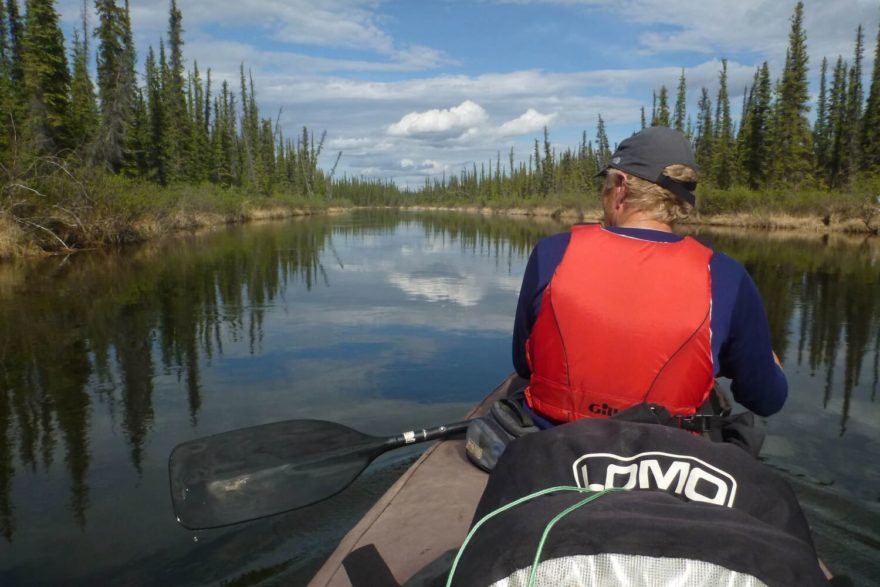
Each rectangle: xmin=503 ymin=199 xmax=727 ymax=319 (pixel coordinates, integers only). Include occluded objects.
xmin=599 ymin=127 xmax=698 ymax=206
xmin=619 ymin=164 xmax=696 ymax=225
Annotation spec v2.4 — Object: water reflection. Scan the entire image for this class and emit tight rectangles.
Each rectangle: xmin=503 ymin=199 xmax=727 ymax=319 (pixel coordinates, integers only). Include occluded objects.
xmin=695 ymin=229 xmax=880 ymax=437
xmin=0 ymin=216 xmax=337 ymax=541
xmin=0 ymin=211 xmax=877 ymax=584
xmin=0 ymin=211 xmax=554 ymax=546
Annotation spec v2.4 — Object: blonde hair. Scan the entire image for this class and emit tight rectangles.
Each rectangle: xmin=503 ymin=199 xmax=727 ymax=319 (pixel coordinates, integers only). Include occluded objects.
xmin=603 ymin=164 xmax=697 ymax=224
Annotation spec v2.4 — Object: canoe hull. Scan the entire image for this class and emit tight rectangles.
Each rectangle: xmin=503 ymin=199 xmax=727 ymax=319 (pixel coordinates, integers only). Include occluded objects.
xmin=309 ymin=373 xmax=525 ymax=586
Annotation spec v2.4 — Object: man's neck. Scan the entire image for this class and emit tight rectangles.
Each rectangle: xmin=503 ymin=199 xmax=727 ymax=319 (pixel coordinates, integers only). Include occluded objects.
xmin=608 ymin=211 xmax=673 ymax=233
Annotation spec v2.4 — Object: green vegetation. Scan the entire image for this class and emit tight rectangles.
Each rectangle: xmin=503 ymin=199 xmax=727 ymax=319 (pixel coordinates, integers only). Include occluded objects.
xmin=0 ymin=0 xmax=337 ymax=256
xmin=400 ymin=2 xmax=879 ymax=232
xmin=1 ymin=1 xmax=879 ymax=258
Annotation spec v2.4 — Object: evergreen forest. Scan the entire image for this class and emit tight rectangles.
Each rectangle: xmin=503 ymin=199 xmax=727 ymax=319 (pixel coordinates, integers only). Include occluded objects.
xmin=1 ymin=1 xmax=879 ymax=255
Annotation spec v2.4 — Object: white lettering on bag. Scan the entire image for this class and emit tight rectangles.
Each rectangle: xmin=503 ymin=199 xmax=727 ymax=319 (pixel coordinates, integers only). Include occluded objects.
xmin=574 ymin=451 xmax=737 ymax=507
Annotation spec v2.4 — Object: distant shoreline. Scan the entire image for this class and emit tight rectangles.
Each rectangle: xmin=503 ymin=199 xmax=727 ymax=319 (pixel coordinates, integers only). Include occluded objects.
xmin=2 ymin=203 xmax=878 ymax=260
xmin=405 ymin=205 xmax=880 ymax=235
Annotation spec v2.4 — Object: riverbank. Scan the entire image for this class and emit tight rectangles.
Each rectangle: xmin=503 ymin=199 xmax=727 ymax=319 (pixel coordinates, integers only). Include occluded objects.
xmin=0 ymin=204 xmax=325 ymax=259
xmin=0 ymin=174 xmax=337 ymax=259
xmin=2 ymin=186 xmax=878 ymax=259
xmin=406 ymin=204 xmax=880 ymax=234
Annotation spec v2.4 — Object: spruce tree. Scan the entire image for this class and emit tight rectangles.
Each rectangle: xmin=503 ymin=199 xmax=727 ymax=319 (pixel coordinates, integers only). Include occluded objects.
xmin=164 ymin=0 xmax=188 ymax=181
xmin=259 ymin=116 xmax=275 ymax=193
xmin=741 ymin=63 xmax=772 ymax=189
xmin=862 ymin=18 xmax=880 ymax=172
xmin=541 ymin=125 xmax=553 ymax=196
xmin=673 ymin=69 xmax=687 ymax=132
xmin=735 ymin=77 xmax=755 ymax=186
xmin=655 ymin=86 xmax=670 ymax=127
xmin=776 ymin=1 xmax=813 ymax=186
xmin=204 ymin=68 xmax=211 ymax=136
xmin=0 ymin=1 xmax=8 ymax=71
xmin=6 ymin=0 xmax=23 ymax=83
xmin=651 ymin=91 xmax=657 ymax=126
xmin=299 ymin=126 xmax=313 ymax=194
xmin=763 ymin=76 xmax=784 ymax=182
xmin=188 ymin=62 xmax=209 ymax=182
xmin=190 ymin=62 xmax=210 ymax=182
xmin=814 ymin=57 xmax=829 ymax=178
xmin=2 ymin=0 xmax=27 ymax=148
xmin=694 ymin=88 xmax=713 ymax=176
xmin=217 ymin=90 xmax=231 ymax=185
xmin=145 ymin=44 xmax=167 ymax=183
xmin=125 ymin=86 xmax=149 ymax=176
xmin=828 ymin=56 xmax=849 ymax=186
xmin=0 ymin=0 xmax=10 ymax=152
xmin=239 ymin=64 xmax=260 ymax=187
xmin=595 ymin=114 xmax=611 ymax=167
xmin=21 ymin=0 xmax=70 ymax=150
xmin=738 ymin=85 xmax=750 ymax=143
xmin=119 ymin=0 xmax=137 ymax=169
xmin=95 ymin=0 xmax=136 ymax=171
xmin=843 ymin=25 xmax=864 ymax=176
xmin=712 ymin=59 xmax=734 ymax=189
xmin=67 ymin=28 xmax=98 ymax=151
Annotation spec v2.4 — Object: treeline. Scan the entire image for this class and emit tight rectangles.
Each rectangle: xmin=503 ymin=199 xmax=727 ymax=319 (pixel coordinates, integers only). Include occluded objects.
xmin=413 ymin=2 xmax=880 ymax=217
xmin=0 ymin=0 xmax=327 ymax=197
xmin=1 ymin=0 xmax=879 ymax=253
xmin=684 ymin=2 xmax=880 ymax=191
xmin=416 ymin=123 xmax=611 ymax=205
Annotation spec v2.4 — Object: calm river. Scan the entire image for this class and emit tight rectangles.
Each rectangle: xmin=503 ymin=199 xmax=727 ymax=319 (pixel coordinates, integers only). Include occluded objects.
xmin=0 ymin=210 xmax=878 ymax=585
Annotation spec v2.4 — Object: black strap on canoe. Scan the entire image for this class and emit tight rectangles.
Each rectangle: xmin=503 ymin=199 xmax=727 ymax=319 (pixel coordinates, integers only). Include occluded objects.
xmin=342 ymin=544 xmax=401 ymax=587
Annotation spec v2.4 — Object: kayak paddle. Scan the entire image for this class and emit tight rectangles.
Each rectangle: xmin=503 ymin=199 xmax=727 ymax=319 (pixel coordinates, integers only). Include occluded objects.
xmin=169 ymin=418 xmax=471 ymax=530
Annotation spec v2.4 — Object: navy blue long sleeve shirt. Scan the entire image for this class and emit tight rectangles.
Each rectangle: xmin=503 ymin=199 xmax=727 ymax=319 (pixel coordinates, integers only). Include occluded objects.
xmin=513 ymin=226 xmax=787 ymax=417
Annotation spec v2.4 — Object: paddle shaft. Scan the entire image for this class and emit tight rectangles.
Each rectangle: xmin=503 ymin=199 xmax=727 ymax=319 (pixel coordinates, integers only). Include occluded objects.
xmin=383 ymin=420 xmax=472 ymax=452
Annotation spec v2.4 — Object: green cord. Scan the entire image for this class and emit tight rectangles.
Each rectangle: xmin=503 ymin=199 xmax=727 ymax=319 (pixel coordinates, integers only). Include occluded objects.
xmin=445 ymin=486 xmax=622 ymax=587
xmin=526 ymin=489 xmax=621 ymax=587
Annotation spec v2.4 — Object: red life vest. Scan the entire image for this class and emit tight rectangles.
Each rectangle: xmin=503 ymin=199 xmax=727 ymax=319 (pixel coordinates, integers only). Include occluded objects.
xmin=525 ymin=224 xmax=714 ymax=422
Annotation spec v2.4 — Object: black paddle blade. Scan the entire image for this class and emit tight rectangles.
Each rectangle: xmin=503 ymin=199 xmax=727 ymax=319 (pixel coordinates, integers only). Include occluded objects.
xmin=169 ymin=419 xmax=385 ymax=530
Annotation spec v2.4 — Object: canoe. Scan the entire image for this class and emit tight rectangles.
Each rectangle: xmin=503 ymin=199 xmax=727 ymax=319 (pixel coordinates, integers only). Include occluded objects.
xmin=308 ymin=372 xmax=526 ymax=586
xmin=307 ymin=374 xmax=837 ymax=586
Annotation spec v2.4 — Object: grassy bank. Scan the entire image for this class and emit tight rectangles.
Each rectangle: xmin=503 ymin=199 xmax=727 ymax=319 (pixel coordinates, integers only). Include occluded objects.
xmin=0 ymin=171 xmax=335 ymax=259
xmin=2 ymin=174 xmax=879 ymax=259
xmin=410 ymin=183 xmax=880 ymax=234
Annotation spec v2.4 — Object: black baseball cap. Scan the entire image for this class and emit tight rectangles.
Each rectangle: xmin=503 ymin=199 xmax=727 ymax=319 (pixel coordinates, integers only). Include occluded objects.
xmin=597 ymin=126 xmax=698 ymax=206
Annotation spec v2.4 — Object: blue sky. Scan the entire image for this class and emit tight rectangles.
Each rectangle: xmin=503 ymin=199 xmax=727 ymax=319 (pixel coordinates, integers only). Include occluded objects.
xmin=56 ymin=0 xmax=880 ymax=187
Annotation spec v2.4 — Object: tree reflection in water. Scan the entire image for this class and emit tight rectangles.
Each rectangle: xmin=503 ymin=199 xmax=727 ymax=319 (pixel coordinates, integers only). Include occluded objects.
xmin=0 ymin=212 xmax=877 ymax=546
xmin=700 ymin=229 xmax=879 ymax=436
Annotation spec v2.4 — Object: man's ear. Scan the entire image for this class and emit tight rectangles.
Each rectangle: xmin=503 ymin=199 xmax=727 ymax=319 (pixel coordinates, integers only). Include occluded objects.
xmin=610 ymin=178 xmax=628 ymax=209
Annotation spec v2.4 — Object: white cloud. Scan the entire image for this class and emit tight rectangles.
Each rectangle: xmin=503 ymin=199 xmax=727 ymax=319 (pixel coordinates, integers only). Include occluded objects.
xmin=498 ymin=109 xmax=558 ymax=136
xmin=388 ymin=273 xmax=485 ymax=307
xmin=495 ymin=0 xmax=879 ymax=63
xmin=135 ymin=0 xmax=396 ymax=53
xmin=55 ymin=0 xmax=880 ymax=190
xmin=400 ymin=159 xmax=449 ymax=174
xmin=326 ymin=137 xmax=376 ymax=150
xmin=387 ymin=100 xmax=490 ymax=137
xmin=59 ymin=0 xmax=450 ymax=73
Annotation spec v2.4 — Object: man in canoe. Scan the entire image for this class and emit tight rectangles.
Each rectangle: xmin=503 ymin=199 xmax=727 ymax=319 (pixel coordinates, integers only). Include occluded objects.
xmin=512 ymin=126 xmax=787 ymax=428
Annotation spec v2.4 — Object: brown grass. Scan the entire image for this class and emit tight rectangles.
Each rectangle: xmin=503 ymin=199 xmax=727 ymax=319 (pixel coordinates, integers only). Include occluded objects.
xmin=1 ymin=202 xmax=877 ymax=260
xmin=0 ymin=214 xmax=30 ymax=259
xmin=495 ymin=206 xmax=880 ymax=234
